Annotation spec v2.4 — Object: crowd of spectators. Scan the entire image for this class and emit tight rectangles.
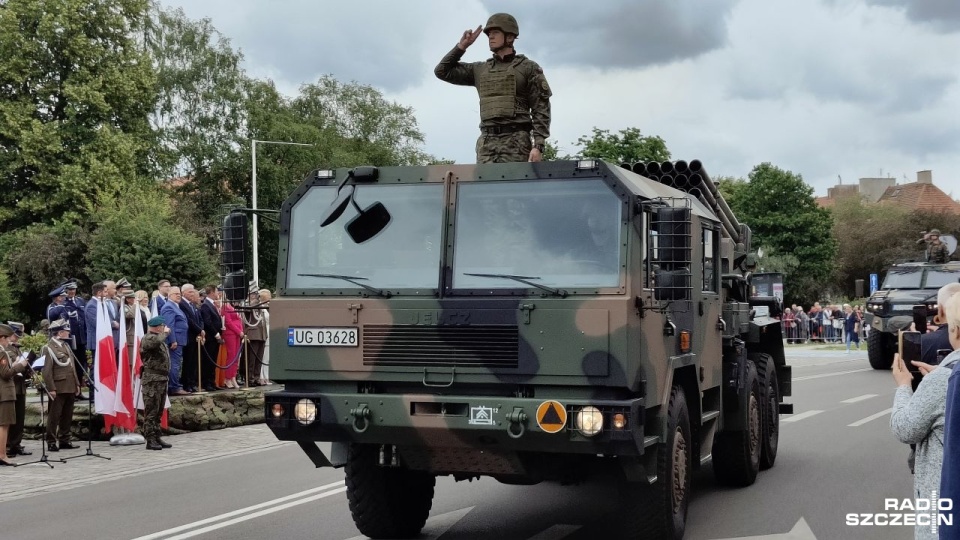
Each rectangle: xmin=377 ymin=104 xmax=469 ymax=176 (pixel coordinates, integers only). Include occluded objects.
xmin=780 ymin=301 xmax=865 ymax=351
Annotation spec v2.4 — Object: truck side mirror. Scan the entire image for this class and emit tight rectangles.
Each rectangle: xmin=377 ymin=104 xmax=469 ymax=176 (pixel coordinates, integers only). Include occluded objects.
xmin=346 ymin=201 xmax=391 ymax=244
xmin=221 ymin=212 xmax=248 ymax=303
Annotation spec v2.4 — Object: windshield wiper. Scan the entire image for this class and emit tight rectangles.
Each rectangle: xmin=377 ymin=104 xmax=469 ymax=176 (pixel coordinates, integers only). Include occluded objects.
xmin=297 ymin=273 xmax=391 ymax=298
xmin=463 ymin=273 xmax=567 ymax=298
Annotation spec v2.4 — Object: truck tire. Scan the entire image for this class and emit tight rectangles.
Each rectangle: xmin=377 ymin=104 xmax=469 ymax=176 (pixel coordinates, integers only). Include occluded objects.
xmin=621 ymin=385 xmax=691 ymax=540
xmin=751 ymin=353 xmax=779 ymax=470
xmin=345 ymin=444 xmax=435 ymax=539
xmin=868 ymin=330 xmax=894 ymax=370
xmin=712 ymin=360 xmax=761 ymax=486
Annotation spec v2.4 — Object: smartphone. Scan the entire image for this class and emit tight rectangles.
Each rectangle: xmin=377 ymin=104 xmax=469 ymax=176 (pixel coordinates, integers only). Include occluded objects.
xmin=900 ymin=330 xmax=922 ymax=375
xmin=912 ymin=305 xmax=928 ymax=334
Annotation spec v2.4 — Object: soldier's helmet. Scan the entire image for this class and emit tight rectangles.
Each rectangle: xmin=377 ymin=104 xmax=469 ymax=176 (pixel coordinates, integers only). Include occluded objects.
xmin=484 ymin=13 xmax=519 ymax=37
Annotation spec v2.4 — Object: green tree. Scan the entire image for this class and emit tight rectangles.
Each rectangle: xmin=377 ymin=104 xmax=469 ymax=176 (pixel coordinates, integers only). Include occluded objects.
xmin=0 ymin=222 xmax=90 ymax=324
xmin=726 ymin=163 xmax=837 ymax=305
xmin=0 ymin=0 xmax=157 ymax=229
xmin=566 ymin=127 xmax=671 ymax=163
xmin=145 ymin=4 xmax=247 ymax=181
xmin=86 ymin=185 xmax=217 ymax=290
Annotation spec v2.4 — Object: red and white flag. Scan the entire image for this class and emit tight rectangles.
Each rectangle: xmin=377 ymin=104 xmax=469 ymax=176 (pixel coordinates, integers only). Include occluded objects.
xmin=94 ymin=298 xmax=118 ymax=428
xmin=113 ymin=303 xmax=135 ymax=431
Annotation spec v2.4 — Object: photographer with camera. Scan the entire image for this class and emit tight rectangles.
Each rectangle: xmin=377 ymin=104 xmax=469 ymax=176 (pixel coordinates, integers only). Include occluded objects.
xmin=891 ymin=291 xmax=960 ymax=539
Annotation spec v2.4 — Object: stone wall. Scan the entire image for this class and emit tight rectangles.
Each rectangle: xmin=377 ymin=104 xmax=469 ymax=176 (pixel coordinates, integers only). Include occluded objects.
xmin=24 ymin=390 xmax=266 ymax=440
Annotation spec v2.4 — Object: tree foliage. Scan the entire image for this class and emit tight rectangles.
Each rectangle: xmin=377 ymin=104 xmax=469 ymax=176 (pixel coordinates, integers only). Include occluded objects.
xmin=0 ymin=221 xmax=90 ymax=324
xmin=86 ymin=184 xmax=217 ymax=290
xmin=565 ymin=127 xmax=671 ymax=164
xmin=0 ymin=0 xmax=157 ymax=229
xmin=145 ymin=4 xmax=246 ymax=179
xmin=829 ymin=197 xmax=960 ymax=297
xmin=724 ymin=163 xmax=837 ymax=305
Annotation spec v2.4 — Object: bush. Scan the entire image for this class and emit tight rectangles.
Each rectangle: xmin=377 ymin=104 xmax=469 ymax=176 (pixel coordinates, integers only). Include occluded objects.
xmin=86 ymin=184 xmax=218 ymax=288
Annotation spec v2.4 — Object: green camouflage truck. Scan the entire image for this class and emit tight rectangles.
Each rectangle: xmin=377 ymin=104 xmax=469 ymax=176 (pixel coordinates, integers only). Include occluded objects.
xmin=225 ymin=159 xmax=792 ymax=539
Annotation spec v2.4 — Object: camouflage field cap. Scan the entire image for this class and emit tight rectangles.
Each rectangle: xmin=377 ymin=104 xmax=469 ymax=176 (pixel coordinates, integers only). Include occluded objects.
xmin=484 ymin=13 xmax=519 ymax=36
xmin=930 ymin=229 xmax=941 ymax=236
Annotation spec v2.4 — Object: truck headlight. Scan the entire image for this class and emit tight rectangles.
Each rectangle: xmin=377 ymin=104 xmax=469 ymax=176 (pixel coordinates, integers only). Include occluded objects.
xmin=575 ymin=406 xmax=604 ymax=437
xmin=294 ymin=399 xmax=318 ymax=425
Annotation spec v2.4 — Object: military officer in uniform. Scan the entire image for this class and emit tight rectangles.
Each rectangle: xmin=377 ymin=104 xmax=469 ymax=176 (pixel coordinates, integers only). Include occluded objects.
xmin=435 ymin=13 xmax=552 ymax=164
xmin=917 ymin=229 xmax=951 ymax=264
xmin=47 ymin=285 xmax=68 ymax=322
xmin=1 ymin=323 xmax=31 ymax=465
xmin=40 ymin=319 xmax=81 ymax=452
xmin=61 ymin=280 xmax=88 ymax=396
xmin=5 ymin=322 xmax=32 ymax=457
xmin=141 ymin=316 xmax=172 ymax=450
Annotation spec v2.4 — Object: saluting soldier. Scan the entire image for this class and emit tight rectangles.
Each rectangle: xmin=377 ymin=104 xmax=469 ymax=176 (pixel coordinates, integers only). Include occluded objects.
xmin=5 ymin=322 xmax=32 ymax=457
xmin=47 ymin=285 xmax=68 ymax=322
xmin=435 ymin=13 xmax=552 ymax=164
xmin=141 ymin=316 xmax=172 ymax=450
xmin=41 ymin=319 xmax=82 ymax=452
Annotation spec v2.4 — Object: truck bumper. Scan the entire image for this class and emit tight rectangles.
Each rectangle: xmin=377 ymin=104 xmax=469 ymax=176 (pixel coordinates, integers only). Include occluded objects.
xmin=265 ymin=391 xmax=646 ymax=458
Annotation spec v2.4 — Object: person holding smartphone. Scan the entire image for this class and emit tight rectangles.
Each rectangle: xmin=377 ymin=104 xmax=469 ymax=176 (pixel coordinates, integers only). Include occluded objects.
xmin=918 ymin=283 xmax=960 ymax=367
xmin=892 ymin=293 xmax=960 ymax=539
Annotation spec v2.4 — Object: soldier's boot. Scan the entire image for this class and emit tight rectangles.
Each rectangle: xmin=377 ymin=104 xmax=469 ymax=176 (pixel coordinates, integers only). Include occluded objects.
xmin=157 ymin=438 xmax=172 ymax=449
xmin=146 ymin=440 xmax=163 ymax=451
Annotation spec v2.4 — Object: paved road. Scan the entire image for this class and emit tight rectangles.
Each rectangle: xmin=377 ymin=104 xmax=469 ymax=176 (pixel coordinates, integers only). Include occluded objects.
xmin=0 ymin=347 xmax=922 ymax=539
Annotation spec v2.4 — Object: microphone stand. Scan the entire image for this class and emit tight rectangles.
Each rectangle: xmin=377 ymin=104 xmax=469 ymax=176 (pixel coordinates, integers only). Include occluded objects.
xmin=62 ymin=357 xmax=110 ymax=461
xmin=16 ymin=380 xmax=64 ymax=468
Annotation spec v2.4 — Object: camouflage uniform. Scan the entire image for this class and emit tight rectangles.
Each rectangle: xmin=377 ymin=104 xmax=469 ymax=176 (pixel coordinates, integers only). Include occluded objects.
xmin=434 ymin=14 xmax=552 ymax=164
xmin=929 ymin=240 xmax=949 ymax=264
xmin=140 ymin=332 xmax=170 ymax=444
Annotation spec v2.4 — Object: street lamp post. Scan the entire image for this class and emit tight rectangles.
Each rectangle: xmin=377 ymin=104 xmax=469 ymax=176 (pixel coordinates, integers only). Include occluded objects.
xmin=251 ymin=139 xmax=314 ymax=286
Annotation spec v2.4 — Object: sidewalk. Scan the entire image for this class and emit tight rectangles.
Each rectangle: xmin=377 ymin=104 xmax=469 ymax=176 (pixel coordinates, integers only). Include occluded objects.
xmin=0 ymin=424 xmax=290 ymax=503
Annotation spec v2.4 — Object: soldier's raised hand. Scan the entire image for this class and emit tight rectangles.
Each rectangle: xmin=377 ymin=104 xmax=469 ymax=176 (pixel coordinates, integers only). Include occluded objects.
xmin=458 ymin=25 xmax=483 ymax=51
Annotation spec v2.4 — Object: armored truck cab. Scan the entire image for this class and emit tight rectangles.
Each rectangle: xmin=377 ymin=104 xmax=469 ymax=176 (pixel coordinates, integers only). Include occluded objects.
xmin=244 ymin=159 xmax=791 ymax=539
xmin=864 ymin=261 xmax=960 ymax=369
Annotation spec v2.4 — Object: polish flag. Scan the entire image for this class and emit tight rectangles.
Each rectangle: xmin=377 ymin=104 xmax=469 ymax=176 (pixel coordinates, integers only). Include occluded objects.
xmin=113 ymin=303 xmax=135 ymax=431
xmin=134 ymin=315 xmax=171 ymax=429
xmin=94 ymin=298 xmax=118 ymax=428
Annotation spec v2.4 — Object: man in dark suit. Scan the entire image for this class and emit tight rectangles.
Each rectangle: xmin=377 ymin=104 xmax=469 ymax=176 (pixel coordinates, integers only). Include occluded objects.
xmin=179 ymin=284 xmax=204 ymax=393
xmin=200 ymin=284 xmax=223 ymax=392
xmin=160 ymin=287 xmax=189 ymax=396
xmin=155 ymin=279 xmax=171 ymax=312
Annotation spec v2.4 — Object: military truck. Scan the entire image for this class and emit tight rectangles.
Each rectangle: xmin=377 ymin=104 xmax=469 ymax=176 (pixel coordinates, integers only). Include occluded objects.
xmin=864 ymin=260 xmax=960 ymax=369
xmin=223 ymin=159 xmax=791 ymax=539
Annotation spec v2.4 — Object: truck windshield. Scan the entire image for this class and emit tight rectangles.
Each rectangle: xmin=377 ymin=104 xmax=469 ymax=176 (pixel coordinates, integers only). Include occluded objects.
xmin=925 ymin=268 xmax=960 ymax=288
xmin=286 ymin=184 xmax=445 ymax=291
xmin=452 ymin=179 xmax=622 ymax=290
xmin=881 ymin=267 xmax=922 ymax=289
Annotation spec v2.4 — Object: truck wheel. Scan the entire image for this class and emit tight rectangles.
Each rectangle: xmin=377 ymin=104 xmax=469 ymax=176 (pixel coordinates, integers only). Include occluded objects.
xmin=867 ymin=331 xmax=893 ymax=370
xmin=621 ymin=385 xmax=691 ymax=540
xmin=345 ymin=444 xmax=435 ymax=539
xmin=712 ymin=360 xmax=761 ymax=486
xmin=751 ymin=353 xmax=779 ymax=470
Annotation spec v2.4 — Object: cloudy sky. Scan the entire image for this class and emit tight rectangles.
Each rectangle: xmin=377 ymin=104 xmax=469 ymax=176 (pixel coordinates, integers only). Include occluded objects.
xmin=161 ymin=0 xmax=960 ymax=196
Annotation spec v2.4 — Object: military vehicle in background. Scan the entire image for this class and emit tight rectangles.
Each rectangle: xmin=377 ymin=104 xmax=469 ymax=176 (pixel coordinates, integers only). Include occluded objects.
xmin=222 ymin=159 xmax=791 ymax=539
xmin=864 ymin=256 xmax=960 ymax=370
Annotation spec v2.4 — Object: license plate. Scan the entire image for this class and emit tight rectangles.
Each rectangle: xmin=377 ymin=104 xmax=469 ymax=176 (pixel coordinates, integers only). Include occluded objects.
xmin=287 ymin=327 xmax=359 ymax=347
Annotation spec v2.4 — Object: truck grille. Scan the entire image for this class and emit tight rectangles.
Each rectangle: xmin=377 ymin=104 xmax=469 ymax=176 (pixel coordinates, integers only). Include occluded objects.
xmin=362 ymin=325 xmax=519 ymax=368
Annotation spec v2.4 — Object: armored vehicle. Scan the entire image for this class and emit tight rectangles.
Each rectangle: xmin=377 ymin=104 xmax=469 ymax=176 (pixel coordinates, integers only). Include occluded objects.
xmin=225 ymin=159 xmax=791 ymax=539
xmin=864 ymin=260 xmax=960 ymax=369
